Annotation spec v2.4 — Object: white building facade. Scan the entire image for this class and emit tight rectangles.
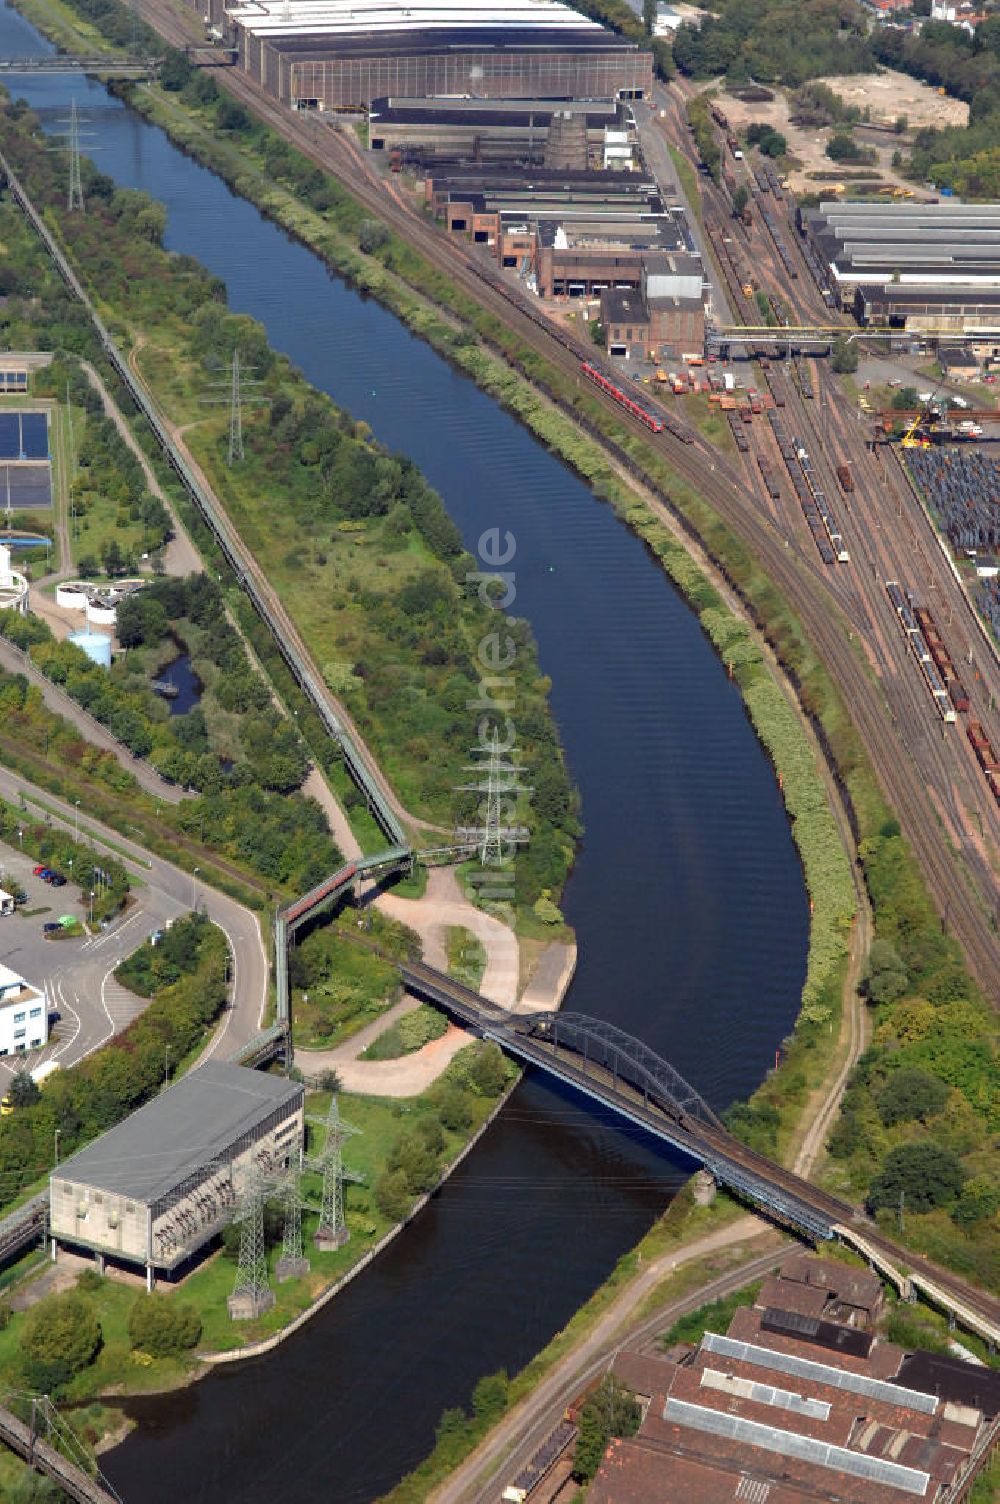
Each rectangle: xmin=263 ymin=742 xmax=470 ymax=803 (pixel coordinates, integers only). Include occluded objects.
xmin=0 ymin=962 xmax=48 ymax=1055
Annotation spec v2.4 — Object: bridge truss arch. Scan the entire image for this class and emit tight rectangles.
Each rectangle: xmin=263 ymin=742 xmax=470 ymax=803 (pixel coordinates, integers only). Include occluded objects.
xmin=517 ymin=1012 xmax=725 ymax=1133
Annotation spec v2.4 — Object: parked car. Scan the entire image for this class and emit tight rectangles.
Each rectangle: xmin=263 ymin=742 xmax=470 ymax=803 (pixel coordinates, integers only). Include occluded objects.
xmin=42 ymin=922 xmax=61 ymax=933
xmin=49 ymin=874 xmax=66 ymax=887
xmin=32 ymin=865 xmax=45 ymax=876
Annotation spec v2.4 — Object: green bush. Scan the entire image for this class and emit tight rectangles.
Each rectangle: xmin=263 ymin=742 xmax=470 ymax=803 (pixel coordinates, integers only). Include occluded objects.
xmin=128 ymin=1293 xmax=202 ymax=1356
xmin=869 ymin=1141 xmax=965 ymax=1214
xmin=21 ymin=1293 xmax=102 ymax=1393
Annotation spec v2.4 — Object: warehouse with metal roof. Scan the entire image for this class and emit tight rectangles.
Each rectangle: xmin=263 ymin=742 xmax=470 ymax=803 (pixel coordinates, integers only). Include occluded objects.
xmin=49 ymin=1062 xmax=303 ymax=1284
xmin=204 ymin=0 xmax=652 ymax=110
xmin=800 ymin=201 xmax=1000 ymax=319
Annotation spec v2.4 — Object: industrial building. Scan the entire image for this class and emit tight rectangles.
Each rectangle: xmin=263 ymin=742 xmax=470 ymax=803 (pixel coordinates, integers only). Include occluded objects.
xmin=419 ymin=160 xmax=698 ymax=298
xmin=0 ymin=963 xmax=47 ymax=1056
xmin=588 ymin=1256 xmax=1000 ymax=1504
xmin=208 ymin=0 xmax=652 ymax=112
xmin=801 ymin=201 xmax=1000 ymax=330
xmin=49 ymin=1062 xmax=304 ymax=1284
xmin=601 ymin=253 xmax=705 ymax=358
xmin=369 ymin=96 xmax=631 ymax=166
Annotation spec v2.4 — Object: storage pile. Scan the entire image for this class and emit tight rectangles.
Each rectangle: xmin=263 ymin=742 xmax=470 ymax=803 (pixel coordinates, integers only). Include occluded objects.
xmin=908 ymin=449 xmax=1000 ymax=551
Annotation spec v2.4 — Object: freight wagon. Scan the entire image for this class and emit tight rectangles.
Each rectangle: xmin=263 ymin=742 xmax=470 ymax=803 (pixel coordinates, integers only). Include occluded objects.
xmin=836 ymin=464 xmax=854 ymax=493
xmin=885 ymin=582 xmax=958 ymax=723
xmin=580 ymin=363 xmax=664 ymax=433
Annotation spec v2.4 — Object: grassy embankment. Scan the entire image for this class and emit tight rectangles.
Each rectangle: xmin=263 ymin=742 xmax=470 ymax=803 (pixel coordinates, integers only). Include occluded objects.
xmin=0 ymin=90 xmax=582 ymax=929
xmin=9 ymin=10 xmax=997 ymax=1277
xmin=10 ymin=6 xmax=856 ymax=1114
xmin=11 ymin=0 xmax=1000 ymax=1431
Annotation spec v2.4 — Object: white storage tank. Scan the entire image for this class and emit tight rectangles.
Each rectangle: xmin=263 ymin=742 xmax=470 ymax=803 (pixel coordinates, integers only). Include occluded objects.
xmin=69 ymin=629 xmax=112 ymax=670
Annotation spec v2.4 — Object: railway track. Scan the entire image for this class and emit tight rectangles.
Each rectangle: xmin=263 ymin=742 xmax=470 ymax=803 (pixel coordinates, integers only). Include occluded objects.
xmin=98 ymin=26 xmax=1000 ymax=994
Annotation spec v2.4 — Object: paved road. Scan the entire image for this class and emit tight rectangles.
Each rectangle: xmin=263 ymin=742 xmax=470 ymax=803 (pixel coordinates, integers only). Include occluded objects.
xmin=0 ymin=766 xmax=268 ymax=1068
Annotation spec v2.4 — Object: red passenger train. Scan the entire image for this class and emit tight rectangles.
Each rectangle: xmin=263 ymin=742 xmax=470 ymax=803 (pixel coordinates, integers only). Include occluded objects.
xmin=580 ymin=362 xmax=664 ymax=433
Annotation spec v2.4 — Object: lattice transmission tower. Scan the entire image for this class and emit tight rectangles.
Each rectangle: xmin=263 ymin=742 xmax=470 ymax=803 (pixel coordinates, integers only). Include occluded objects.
xmin=311 ymin=1097 xmax=362 ymax=1250
xmin=67 ymin=98 xmax=84 ymax=213
xmin=275 ymin=1164 xmax=310 ymax=1283
xmin=458 ymin=727 xmax=530 ymax=866
xmin=204 ymin=348 xmax=268 ymax=466
xmin=227 ymin=1163 xmax=276 ymax=1320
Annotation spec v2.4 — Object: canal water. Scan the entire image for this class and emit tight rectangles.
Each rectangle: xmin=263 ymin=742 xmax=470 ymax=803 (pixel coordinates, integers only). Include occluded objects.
xmin=0 ymin=11 xmax=810 ymax=1499
xmin=157 ymin=651 xmax=202 ymax=715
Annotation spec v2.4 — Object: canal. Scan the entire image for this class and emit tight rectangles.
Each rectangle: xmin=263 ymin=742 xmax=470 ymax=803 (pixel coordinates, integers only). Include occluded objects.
xmin=0 ymin=11 xmax=810 ymax=1499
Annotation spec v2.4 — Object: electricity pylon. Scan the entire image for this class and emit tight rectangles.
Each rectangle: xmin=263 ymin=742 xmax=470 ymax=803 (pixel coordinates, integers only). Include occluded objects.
xmin=67 ymin=98 xmax=84 ymax=213
xmin=204 ymin=348 xmax=268 ymax=466
xmin=227 ymin=1163 xmax=276 ymax=1320
xmin=274 ymin=1163 xmax=309 ymax=1283
xmin=458 ymin=728 xmax=531 ymax=866
xmin=310 ymin=1097 xmax=362 ymax=1250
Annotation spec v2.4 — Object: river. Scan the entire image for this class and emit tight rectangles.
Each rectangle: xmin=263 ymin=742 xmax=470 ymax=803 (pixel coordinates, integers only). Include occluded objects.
xmin=0 ymin=10 xmax=809 ymax=1498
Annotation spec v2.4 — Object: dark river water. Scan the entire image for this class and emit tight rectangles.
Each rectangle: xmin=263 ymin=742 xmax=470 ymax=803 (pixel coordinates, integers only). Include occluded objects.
xmin=0 ymin=10 xmax=809 ymax=1499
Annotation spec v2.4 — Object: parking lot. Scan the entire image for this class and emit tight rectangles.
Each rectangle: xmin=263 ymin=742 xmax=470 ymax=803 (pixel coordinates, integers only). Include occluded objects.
xmin=0 ymin=839 xmax=188 ymax=1081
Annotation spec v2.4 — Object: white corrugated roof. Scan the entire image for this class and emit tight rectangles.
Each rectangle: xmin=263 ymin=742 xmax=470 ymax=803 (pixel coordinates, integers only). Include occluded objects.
xmin=228 ymin=0 xmax=604 ymax=37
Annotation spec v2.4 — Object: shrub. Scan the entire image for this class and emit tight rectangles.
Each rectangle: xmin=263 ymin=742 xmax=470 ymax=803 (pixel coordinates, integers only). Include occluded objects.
xmin=128 ymin=1293 xmax=202 ymax=1357
xmin=22 ymin=1293 xmax=101 ymax=1392
xmin=869 ymin=1141 xmax=965 ymax=1214
xmin=875 ymin=1067 xmax=949 ymax=1126
xmin=374 ymin=1168 xmax=412 ymax=1222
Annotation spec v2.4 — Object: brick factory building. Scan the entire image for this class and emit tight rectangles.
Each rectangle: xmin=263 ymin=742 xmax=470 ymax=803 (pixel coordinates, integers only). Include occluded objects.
xmin=203 ymin=0 xmax=652 ymax=112
xmin=49 ymin=1062 xmax=303 ymax=1287
xmin=586 ymin=1257 xmax=1000 ymax=1504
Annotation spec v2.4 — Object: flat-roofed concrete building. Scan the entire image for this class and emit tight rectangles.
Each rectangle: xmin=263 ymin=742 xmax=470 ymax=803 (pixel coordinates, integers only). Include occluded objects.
xmin=49 ymin=1062 xmax=303 ymax=1286
xmin=208 ymin=0 xmax=652 ymax=112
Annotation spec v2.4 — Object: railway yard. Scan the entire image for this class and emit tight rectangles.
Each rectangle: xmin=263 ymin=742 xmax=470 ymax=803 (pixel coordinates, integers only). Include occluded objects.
xmin=107 ymin=15 xmax=1000 ymax=1002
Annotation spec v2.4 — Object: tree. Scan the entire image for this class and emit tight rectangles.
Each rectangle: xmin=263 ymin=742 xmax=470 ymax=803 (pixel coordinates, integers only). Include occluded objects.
xmin=875 ymin=1068 xmax=949 ymax=1126
xmin=438 ymin=1086 xmax=473 ymax=1132
xmin=573 ymin=1377 xmax=641 ymax=1482
xmin=373 ymin=1168 xmax=411 ymax=1222
xmin=467 ymin=1042 xmax=507 ymax=1097
xmin=472 ymin=1369 xmax=509 ymax=1423
xmin=358 ymin=219 xmax=389 ymax=255
xmin=732 ymin=183 xmax=750 ymax=219
xmin=864 ymin=938 xmax=908 ymax=1004
xmin=8 ymin=1071 xmax=40 ymax=1109
xmin=831 ymin=336 xmax=859 ymax=375
xmin=128 ymin=1293 xmax=202 ymax=1356
xmin=826 ymin=132 xmax=862 ymax=162
xmin=317 ymin=1068 xmax=342 ymax=1093
xmin=869 ymin=1141 xmax=965 ymax=1214
xmin=22 ymin=1292 xmax=102 ymax=1392
xmin=642 ymin=0 xmax=656 ymax=33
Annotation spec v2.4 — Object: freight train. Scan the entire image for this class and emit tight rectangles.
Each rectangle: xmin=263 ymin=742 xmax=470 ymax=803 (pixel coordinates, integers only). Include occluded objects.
xmin=580 ymin=363 xmax=664 ymax=433
xmin=885 ymin=582 xmax=958 ymax=723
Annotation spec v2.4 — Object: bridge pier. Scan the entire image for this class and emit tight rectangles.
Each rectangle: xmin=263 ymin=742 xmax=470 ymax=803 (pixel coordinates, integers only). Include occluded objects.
xmin=692 ymin=1169 xmax=717 ymax=1207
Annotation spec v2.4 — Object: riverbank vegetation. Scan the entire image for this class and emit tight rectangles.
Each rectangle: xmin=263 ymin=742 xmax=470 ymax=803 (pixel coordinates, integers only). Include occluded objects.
xmin=0 ymin=90 xmax=579 ymax=917
xmin=289 ymin=908 xmax=417 ymax=1049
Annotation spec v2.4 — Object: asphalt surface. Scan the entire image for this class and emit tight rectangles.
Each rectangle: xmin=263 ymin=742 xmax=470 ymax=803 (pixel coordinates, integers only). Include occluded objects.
xmin=0 ymin=766 xmax=268 ymax=1072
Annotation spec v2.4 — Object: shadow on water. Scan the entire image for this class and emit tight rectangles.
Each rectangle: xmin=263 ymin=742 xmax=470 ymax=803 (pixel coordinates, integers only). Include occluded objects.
xmin=0 ymin=8 xmax=810 ymax=1496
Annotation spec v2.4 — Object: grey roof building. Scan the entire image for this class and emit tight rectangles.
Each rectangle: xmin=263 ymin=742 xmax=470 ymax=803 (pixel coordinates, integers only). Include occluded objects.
xmin=50 ymin=1062 xmax=304 ymax=1281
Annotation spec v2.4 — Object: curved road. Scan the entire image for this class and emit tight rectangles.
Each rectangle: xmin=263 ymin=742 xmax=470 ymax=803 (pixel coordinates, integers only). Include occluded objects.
xmin=0 ymin=763 xmax=268 ymax=1065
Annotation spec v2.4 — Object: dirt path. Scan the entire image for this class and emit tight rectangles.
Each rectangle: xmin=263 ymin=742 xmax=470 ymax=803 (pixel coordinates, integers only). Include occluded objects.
xmin=80 ymin=358 xmax=204 ymax=579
